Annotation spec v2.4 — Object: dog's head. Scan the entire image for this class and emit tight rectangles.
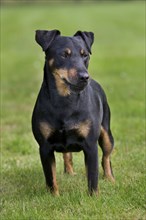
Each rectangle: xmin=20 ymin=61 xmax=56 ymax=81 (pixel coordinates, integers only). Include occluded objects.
xmin=35 ymin=30 xmax=94 ymax=94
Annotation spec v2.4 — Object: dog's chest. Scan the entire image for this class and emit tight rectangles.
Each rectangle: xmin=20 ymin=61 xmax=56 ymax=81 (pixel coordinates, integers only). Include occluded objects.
xmin=49 ymin=129 xmax=82 ymax=152
xmin=39 ymin=119 xmax=91 ymax=152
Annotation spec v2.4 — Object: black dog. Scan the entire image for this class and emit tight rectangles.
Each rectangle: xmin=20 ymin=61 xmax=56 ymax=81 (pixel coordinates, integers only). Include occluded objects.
xmin=32 ymin=30 xmax=115 ymax=196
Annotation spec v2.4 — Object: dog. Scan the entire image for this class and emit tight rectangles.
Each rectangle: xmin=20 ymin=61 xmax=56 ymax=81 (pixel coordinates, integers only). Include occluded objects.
xmin=32 ymin=30 xmax=115 ymax=196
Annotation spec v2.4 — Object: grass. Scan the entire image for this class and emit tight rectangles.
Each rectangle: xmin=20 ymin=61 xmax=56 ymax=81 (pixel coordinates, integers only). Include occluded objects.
xmin=1 ymin=1 xmax=145 ymax=220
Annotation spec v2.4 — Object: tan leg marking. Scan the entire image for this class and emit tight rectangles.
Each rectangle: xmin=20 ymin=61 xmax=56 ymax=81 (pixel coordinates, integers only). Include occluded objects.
xmin=100 ymin=126 xmax=112 ymax=155
xmin=100 ymin=126 xmax=115 ymax=182
xmin=102 ymin=156 xmax=115 ymax=182
xmin=63 ymin=153 xmax=75 ymax=175
xmin=52 ymin=161 xmax=59 ymax=196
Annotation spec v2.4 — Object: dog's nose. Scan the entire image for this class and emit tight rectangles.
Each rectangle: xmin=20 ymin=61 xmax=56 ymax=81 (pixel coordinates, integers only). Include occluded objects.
xmin=79 ymin=72 xmax=89 ymax=81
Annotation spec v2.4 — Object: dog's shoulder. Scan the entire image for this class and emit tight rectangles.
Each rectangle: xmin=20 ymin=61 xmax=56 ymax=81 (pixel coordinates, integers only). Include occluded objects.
xmin=89 ymin=79 xmax=107 ymax=102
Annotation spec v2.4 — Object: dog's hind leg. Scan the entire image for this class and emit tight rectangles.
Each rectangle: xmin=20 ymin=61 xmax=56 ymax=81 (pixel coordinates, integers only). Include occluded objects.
xmin=99 ymin=102 xmax=115 ymax=182
xmin=63 ymin=152 xmax=75 ymax=175
xmin=99 ymin=127 xmax=115 ymax=182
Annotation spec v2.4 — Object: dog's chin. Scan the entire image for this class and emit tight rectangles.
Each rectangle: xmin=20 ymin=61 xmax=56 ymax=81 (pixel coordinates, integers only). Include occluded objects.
xmin=63 ymin=79 xmax=88 ymax=93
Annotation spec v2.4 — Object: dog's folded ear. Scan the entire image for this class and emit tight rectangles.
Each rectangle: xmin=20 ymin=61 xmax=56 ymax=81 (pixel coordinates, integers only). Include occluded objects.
xmin=74 ymin=31 xmax=94 ymax=54
xmin=35 ymin=30 xmax=61 ymax=51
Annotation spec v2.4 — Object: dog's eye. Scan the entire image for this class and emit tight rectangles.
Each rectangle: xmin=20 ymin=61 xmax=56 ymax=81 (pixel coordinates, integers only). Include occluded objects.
xmin=61 ymin=52 xmax=69 ymax=59
xmin=83 ymin=54 xmax=88 ymax=58
xmin=62 ymin=52 xmax=70 ymax=58
xmin=81 ymin=53 xmax=89 ymax=60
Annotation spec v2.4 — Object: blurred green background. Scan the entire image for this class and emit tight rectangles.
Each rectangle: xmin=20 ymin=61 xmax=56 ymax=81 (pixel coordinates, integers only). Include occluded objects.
xmin=1 ymin=1 xmax=145 ymax=220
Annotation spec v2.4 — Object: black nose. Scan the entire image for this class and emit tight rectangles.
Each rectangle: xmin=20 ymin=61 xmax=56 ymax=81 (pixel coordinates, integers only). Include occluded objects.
xmin=79 ymin=72 xmax=89 ymax=81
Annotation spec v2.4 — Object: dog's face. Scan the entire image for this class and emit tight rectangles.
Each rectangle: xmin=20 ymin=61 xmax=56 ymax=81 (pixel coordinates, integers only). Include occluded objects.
xmin=35 ymin=30 xmax=94 ymax=93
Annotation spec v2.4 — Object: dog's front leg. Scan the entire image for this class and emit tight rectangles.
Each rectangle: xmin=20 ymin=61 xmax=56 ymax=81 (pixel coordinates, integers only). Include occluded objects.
xmin=39 ymin=144 xmax=59 ymax=196
xmin=84 ymin=145 xmax=98 ymax=196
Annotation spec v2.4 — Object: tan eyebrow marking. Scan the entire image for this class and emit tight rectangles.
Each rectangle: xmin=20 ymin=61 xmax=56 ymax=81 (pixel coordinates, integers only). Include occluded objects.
xmin=53 ymin=68 xmax=71 ymax=96
xmin=80 ymin=49 xmax=85 ymax=55
xmin=65 ymin=48 xmax=71 ymax=55
xmin=48 ymin=58 xmax=54 ymax=67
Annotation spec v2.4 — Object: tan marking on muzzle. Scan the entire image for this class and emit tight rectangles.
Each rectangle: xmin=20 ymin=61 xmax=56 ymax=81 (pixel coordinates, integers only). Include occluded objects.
xmin=39 ymin=121 xmax=54 ymax=139
xmin=71 ymin=120 xmax=91 ymax=138
xmin=68 ymin=68 xmax=77 ymax=80
xmin=53 ymin=69 xmax=71 ymax=96
xmin=54 ymin=68 xmax=69 ymax=80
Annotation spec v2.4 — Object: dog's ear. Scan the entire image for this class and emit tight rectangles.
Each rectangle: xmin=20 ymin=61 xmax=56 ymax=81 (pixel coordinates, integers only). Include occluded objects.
xmin=74 ymin=31 xmax=94 ymax=54
xmin=35 ymin=30 xmax=61 ymax=51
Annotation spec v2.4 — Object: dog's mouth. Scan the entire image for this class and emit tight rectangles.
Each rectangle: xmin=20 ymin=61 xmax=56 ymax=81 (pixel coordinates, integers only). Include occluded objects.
xmin=63 ymin=79 xmax=88 ymax=92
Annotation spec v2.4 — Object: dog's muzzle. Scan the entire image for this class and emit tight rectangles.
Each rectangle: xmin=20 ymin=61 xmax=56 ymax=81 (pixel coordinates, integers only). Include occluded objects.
xmin=64 ymin=72 xmax=89 ymax=92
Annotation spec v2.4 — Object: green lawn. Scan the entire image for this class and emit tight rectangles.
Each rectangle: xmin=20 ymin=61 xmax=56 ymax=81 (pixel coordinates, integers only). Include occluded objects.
xmin=1 ymin=1 xmax=145 ymax=220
